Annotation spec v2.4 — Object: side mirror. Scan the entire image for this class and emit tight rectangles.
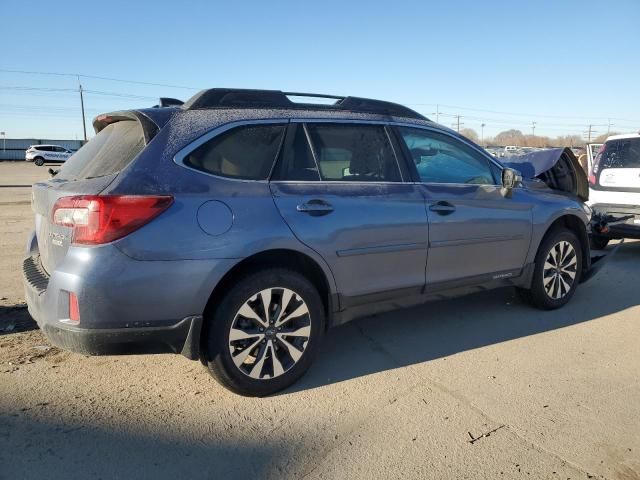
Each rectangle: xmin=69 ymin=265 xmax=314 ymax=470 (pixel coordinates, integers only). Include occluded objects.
xmin=502 ymin=168 xmax=522 ymax=190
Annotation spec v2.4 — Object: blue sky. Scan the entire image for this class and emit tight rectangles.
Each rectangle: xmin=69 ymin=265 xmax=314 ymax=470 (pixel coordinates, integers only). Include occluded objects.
xmin=1 ymin=0 xmax=639 ymax=139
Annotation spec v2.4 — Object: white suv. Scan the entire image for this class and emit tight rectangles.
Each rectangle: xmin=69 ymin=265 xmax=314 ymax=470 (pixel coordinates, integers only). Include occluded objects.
xmin=588 ymin=132 xmax=640 ymax=248
xmin=25 ymin=145 xmax=73 ymax=166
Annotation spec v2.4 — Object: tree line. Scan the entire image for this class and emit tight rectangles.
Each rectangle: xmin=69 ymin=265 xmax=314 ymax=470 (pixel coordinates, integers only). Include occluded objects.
xmin=459 ymin=128 xmax=613 ymax=148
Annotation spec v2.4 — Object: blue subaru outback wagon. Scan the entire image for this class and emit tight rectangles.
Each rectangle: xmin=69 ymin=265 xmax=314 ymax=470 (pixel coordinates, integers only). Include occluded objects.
xmin=24 ymin=89 xmax=592 ymax=396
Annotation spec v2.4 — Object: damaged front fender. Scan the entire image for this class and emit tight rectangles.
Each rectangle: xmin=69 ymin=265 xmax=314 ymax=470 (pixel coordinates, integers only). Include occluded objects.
xmin=503 ymin=147 xmax=589 ymax=202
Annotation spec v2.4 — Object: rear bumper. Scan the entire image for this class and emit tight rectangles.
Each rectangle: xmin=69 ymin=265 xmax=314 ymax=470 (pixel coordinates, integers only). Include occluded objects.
xmin=23 ymin=254 xmax=204 ymax=359
xmin=590 ymin=203 xmax=640 ymax=239
xmin=41 ymin=315 xmax=203 ymax=358
xmin=22 ymin=234 xmax=237 ymax=360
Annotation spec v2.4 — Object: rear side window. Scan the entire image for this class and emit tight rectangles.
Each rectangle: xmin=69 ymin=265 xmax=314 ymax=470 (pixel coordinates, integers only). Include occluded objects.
xmin=57 ymin=120 xmax=145 ymax=180
xmin=306 ymin=124 xmax=401 ymax=182
xmin=184 ymin=124 xmax=286 ymax=180
xmin=598 ymin=138 xmax=640 ymax=169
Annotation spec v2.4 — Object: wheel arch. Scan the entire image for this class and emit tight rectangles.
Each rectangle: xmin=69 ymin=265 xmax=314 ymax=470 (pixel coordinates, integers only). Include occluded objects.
xmin=200 ymin=248 xmax=337 ymax=357
xmin=540 ymin=214 xmax=590 ymax=277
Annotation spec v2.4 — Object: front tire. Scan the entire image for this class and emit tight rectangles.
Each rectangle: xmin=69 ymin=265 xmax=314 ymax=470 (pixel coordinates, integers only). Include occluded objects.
xmin=518 ymin=228 xmax=582 ymax=310
xmin=205 ymin=269 xmax=325 ymax=396
xmin=34 ymin=157 xmax=45 ymax=166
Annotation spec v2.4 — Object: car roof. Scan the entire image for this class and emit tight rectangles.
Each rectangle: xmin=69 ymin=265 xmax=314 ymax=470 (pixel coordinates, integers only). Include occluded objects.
xmin=182 ymin=88 xmax=428 ymax=120
xmin=152 ymin=105 xmax=457 ymax=156
xmin=606 ymin=132 xmax=640 ymax=142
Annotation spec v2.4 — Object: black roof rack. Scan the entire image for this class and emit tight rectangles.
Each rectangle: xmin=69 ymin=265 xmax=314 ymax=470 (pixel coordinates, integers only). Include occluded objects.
xmin=181 ymin=88 xmax=427 ymax=120
xmin=154 ymin=97 xmax=184 ymax=108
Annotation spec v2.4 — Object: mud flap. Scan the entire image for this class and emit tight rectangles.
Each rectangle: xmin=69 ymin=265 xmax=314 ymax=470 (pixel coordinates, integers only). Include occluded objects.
xmin=580 ymin=239 xmax=624 ymax=283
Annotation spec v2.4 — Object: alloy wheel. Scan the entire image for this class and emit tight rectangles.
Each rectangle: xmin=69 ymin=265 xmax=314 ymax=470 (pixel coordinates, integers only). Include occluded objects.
xmin=228 ymin=288 xmax=311 ymax=380
xmin=543 ymin=240 xmax=577 ymax=300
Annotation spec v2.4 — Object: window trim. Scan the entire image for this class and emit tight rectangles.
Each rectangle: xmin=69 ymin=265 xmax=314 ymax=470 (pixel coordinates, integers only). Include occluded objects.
xmin=173 ymin=119 xmax=289 ymax=183
xmin=173 ymin=117 xmax=506 ymax=186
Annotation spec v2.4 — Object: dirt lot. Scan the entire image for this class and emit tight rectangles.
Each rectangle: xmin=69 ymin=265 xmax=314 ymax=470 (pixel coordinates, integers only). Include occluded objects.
xmin=1 ymin=161 xmax=639 ymax=479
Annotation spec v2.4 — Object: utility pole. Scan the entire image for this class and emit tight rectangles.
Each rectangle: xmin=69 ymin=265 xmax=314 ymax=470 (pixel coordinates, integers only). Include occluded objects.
xmin=454 ymin=114 xmax=462 ymax=133
xmin=531 ymin=121 xmax=536 ymax=136
xmin=607 ymin=119 xmax=613 ymax=136
xmin=583 ymin=125 xmax=596 ymax=143
xmin=433 ymin=104 xmax=440 ymax=124
xmin=78 ymin=76 xmax=87 ymax=143
xmin=481 ymin=123 xmax=486 ymax=146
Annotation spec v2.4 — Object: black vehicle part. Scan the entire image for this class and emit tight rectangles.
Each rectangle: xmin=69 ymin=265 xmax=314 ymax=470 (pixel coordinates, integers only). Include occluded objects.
xmin=590 ymin=211 xmax=634 ymax=235
xmin=182 ymin=88 xmax=427 ymax=120
xmin=157 ymin=97 xmax=183 ymax=107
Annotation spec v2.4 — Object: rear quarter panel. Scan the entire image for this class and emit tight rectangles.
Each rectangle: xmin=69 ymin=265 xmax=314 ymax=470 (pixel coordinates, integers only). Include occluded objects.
xmin=101 ymin=120 xmax=338 ymax=294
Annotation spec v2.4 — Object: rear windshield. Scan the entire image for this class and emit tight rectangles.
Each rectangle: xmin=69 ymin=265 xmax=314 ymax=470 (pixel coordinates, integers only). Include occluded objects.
xmin=57 ymin=120 xmax=145 ymax=180
xmin=598 ymin=138 xmax=640 ymax=169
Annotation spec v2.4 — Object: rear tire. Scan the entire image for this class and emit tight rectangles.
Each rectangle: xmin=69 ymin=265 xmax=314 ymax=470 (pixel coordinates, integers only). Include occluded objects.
xmin=34 ymin=157 xmax=44 ymax=166
xmin=518 ymin=228 xmax=582 ymax=310
xmin=204 ymin=269 xmax=325 ymax=397
xmin=590 ymin=235 xmax=609 ymax=250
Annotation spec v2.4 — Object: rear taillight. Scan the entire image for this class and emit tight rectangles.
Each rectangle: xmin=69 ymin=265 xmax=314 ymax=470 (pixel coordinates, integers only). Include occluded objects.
xmin=589 ymin=143 xmax=606 ymax=186
xmin=52 ymin=195 xmax=173 ymax=245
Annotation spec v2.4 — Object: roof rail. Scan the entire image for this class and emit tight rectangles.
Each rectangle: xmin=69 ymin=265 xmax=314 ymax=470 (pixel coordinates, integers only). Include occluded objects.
xmin=182 ymin=88 xmax=427 ymax=120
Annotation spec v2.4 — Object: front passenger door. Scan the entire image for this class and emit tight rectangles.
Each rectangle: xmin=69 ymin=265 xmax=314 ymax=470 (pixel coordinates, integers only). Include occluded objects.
xmin=396 ymin=127 xmax=533 ymax=286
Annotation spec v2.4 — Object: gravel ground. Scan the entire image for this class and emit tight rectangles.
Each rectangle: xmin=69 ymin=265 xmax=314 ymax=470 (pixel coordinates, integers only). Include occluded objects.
xmin=1 ymin=161 xmax=639 ymax=479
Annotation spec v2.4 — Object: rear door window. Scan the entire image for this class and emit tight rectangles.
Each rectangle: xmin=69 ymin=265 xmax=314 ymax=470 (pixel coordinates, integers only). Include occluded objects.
xmin=57 ymin=120 xmax=145 ymax=180
xmin=598 ymin=138 xmax=640 ymax=168
xmin=184 ymin=124 xmax=286 ymax=180
xmin=305 ymin=124 xmax=402 ymax=182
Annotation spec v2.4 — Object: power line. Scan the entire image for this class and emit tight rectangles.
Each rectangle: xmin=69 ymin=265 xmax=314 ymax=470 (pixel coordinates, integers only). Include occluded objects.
xmin=0 ymin=69 xmax=201 ymax=90
xmin=406 ymin=101 xmax=640 ymax=124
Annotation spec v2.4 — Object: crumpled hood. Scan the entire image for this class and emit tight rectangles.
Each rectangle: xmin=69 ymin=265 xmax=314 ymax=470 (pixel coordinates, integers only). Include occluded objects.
xmin=503 ymin=147 xmax=589 ymax=202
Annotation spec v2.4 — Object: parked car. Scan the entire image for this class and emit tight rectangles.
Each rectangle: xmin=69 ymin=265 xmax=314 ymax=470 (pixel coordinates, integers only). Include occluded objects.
xmin=25 ymin=145 xmax=73 ymax=166
xmin=23 ymin=89 xmax=594 ymax=396
xmin=588 ymin=133 xmax=640 ymax=249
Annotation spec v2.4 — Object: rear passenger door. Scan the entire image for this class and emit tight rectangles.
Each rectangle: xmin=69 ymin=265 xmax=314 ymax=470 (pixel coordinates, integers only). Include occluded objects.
xmin=270 ymin=122 xmax=428 ymax=307
xmin=395 ymin=126 xmax=533 ymax=286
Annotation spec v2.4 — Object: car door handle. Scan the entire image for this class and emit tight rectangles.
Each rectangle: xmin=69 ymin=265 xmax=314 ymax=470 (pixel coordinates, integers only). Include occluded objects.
xmin=296 ymin=199 xmax=334 ymax=216
xmin=429 ymin=201 xmax=456 ymax=215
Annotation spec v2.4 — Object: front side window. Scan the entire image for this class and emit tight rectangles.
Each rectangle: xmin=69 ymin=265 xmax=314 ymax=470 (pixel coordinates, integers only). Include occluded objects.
xmin=306 ymin=124 xmax=401 ymax=182
xmin=398 ymin=127 xmax=496 ymax=185
xmin=184 ymin=124 xmax=286 ymax=180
